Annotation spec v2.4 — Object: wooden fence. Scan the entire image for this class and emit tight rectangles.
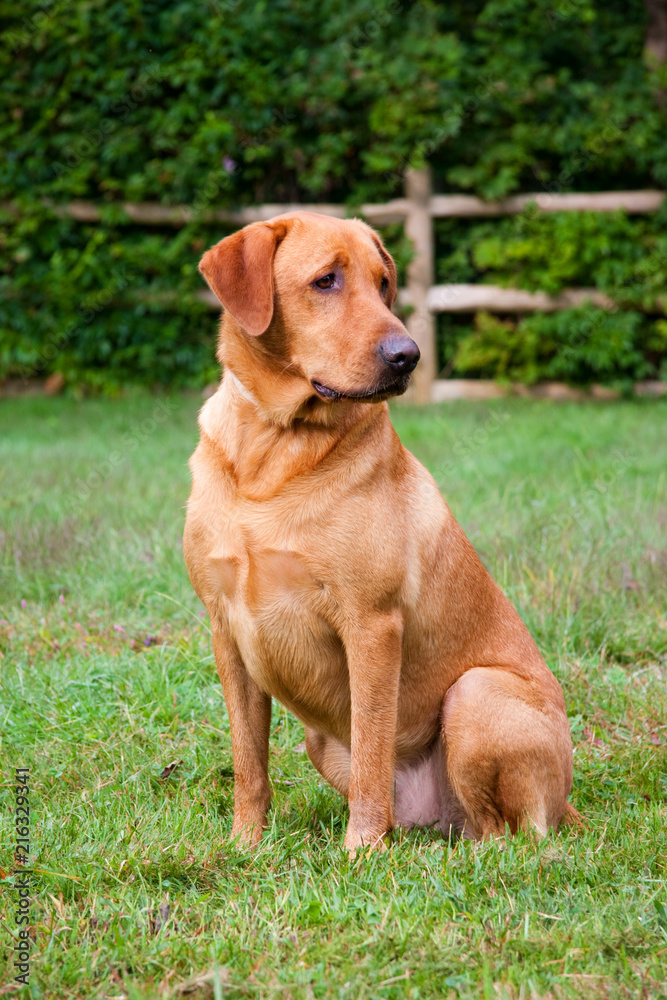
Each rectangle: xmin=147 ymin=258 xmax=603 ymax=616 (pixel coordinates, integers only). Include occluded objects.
xmin=23 ymin=172 xmax=666 ymax=402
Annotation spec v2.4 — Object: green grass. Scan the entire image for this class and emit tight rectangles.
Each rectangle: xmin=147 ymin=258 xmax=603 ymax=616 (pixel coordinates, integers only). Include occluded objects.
xmin=1 ymin=393 xmax=666 ymax=1000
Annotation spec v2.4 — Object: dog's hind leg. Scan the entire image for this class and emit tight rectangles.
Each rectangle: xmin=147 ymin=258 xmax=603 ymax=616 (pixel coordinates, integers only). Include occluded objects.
xmin=305 ymin=729 xmax=351 ymax=796
xmin=440 ymin=667 xmax=573 ymax=839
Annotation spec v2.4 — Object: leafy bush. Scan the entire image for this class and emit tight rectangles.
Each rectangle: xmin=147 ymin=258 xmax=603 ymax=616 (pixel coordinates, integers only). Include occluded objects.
xmin=449 ymin=308 xmax=667 ymax=387
xmin=436 ymin=208 xmax=667 ymax=303
xmin=434 ymin=206 xmax=667 ymax=384
xmin=1 ymin=0 xmax=667 ymax=389
xmin=0 ymin=206 xmax=415 ymax=392
xmin=0 ymin=203 xmax=229 ymax=391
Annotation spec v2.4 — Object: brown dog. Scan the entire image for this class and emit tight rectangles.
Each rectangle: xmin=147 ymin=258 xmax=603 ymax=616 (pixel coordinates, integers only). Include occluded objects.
xmin=184 ymin=211 xmax=575 ymax=852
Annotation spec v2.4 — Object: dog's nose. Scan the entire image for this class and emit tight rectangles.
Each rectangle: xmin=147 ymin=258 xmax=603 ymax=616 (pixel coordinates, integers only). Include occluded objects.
xmin=378 ymin=335 xmax=421 ymax=374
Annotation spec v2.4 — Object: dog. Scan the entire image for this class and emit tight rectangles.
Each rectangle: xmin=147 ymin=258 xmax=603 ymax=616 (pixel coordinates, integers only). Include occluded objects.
xmin=183 ymin=211 xmax=576 ymax=852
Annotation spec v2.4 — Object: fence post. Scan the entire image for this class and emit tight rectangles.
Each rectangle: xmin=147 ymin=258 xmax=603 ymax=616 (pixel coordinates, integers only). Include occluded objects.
xmin=404 ymin=166 xmax=436 ymax=404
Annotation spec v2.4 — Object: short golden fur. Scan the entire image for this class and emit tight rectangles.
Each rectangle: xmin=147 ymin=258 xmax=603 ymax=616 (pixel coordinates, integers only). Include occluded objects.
xmin=184 ymin=211 xmax=576 ymax=851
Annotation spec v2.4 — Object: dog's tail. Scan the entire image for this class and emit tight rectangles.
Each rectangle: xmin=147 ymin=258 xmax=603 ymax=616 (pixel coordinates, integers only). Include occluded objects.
xmin=560 ymin=802 xmax=584 ymax=829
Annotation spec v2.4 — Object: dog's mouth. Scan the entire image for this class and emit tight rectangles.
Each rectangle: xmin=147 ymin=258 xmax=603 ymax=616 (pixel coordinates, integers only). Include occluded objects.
xmin=311 ymin=376 xmax=411 ymax=403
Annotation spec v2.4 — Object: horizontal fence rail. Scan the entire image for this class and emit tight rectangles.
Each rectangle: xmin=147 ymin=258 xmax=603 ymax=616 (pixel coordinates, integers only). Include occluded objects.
xmin=199 ymin=285 xmax=620 ymax=313
xmin=8 ymin=174 xmax=665 ymax=402
xmin=6 ymin=188 xmax=663 ymax=226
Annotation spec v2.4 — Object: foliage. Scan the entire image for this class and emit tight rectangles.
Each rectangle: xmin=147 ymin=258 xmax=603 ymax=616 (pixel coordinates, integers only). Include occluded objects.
xmin=436 ymin=208 xmax=667 ymax=301
xmin=436 ymin=207 xmax=667 ymax=383
xmin=3 ymin=0 xmax=665 ymax=206
xmin=449 ymin=308 xmax=662 ymax=387
xmin=2 ymin=0 xmax=667 ymax=388
xmin=431 ymin=0 xmax=667 ymax=200
xmin=1 ymin=395 xmax=666 ymax=996
xmin=0 ymin=203 xmax=228 ymax=391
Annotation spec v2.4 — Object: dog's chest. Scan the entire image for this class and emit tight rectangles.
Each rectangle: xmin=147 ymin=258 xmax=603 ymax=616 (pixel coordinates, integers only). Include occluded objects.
xmin=206 ymin=529 xmax=349 ymax=724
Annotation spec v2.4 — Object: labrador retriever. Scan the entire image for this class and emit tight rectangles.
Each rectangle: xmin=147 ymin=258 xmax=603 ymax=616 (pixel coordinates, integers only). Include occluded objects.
xmin=183 ymin=211 xmax=577 ymax=852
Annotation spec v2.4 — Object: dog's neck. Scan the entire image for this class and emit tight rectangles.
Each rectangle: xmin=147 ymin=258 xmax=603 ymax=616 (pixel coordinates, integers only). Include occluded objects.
xmin=226 ymin=370 xmax=259 ymax=408
xmin=215 ymin=314 xmax=368 ymax=429
xmin=200 ymin=373 xmax=384 ymax=501
xmin=197 ymin=315 xmax=390 ymax=500
xmin=200 ymin=365 xmax=386 ymax=505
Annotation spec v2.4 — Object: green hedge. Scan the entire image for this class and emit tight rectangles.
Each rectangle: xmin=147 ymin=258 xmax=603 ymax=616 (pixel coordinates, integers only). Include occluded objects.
xmin=2 ymin=0 xmax=667 ymax=390
xmin=435 ymin=206 xmax=667 ymax=385
xmin=439 ymin=307 xmax=667 ymax=388
xmin=0 ymin=203 xmax=229 ymax=391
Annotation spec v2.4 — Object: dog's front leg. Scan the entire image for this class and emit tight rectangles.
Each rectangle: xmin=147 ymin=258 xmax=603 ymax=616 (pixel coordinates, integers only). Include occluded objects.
xmin=212 ymin=623 xmax=272 ymax=846
xmin=344 ymin=612 xmax=402 ymax=853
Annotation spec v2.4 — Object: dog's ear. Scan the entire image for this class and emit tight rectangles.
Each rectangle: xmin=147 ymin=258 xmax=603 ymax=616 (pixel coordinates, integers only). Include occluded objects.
xmin=199 ymin=221 xmax=287 ymax=336
xmin=369 ymin=232 xmax=398 ymax=309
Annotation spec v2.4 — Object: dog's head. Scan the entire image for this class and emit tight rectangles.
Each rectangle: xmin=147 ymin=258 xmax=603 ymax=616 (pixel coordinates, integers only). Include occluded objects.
xmin=199 ymin=212 xmax=419 ymax=415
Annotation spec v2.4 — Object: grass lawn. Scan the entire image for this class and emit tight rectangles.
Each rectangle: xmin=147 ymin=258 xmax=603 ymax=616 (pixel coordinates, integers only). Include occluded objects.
xmin=1 ymin=393 xmax=666 ymax=1000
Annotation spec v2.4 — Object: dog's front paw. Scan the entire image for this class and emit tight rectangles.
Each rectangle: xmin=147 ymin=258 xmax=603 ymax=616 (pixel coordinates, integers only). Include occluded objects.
xmin=344 ymin=822 xmax=390 ymax=855
xmin=231 ymin=816 xmax=265 ymax=848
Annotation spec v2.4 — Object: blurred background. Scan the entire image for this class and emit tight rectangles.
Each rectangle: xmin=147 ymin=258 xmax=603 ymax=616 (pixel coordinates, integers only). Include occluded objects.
xmin=2 ymin=0 xmax=667 ymax=395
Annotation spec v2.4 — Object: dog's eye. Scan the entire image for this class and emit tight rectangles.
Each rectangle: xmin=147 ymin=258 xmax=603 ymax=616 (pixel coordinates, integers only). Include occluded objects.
xmin=381 ymin=277 xmax=389 ymax=295
xmin=314 ymin=273 xmax=336 ymax=289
